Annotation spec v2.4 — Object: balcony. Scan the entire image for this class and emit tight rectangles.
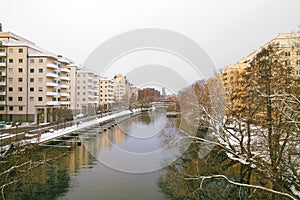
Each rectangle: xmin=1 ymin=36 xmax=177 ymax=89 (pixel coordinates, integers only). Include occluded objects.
xmin=46 ymin=63 xmax=58 ymax=69
xmin=0 ymin=81 xmax=6 ymax=86
xmin=61 ymin=76 xmax=70 ymax=81
xmin=0 ymin=52 xmax=6 ymax=57
xmin=46 ymin=92 xmax=58 ymax=96
xmin=0 ymin=101 xmax=5 ymax=105
xmin=46 ymin=101 xmax=59 ymax=106
xmin=0 ymin=71 xmax=6 ymax=76
xmin=0 ymin=91 xmax=6 ymax=96
xmin=0 ymin=62 xmax=6 ymax=67
xmin=60 ymin=101 xmax=70 ymax=105
xmin=61 ymin=68 xmax=71 ymax=73
xmin=46 ymin=72 xmax=59 ymax=78
xmin=46 ymin=82 xmax=58 ymax=87
xmin=60 ymin=84 xmax=70 ymax=89
xmin=60 ymin=92 xmax=70 ymax=97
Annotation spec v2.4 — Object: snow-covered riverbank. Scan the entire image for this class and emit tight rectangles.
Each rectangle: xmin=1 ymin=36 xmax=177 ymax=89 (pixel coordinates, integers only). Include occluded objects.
xmin=0 ymin=109 xmax=141 ymax=155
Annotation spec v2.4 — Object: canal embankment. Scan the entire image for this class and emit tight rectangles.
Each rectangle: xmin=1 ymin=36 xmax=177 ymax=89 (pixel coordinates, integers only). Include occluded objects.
xmin=0 ymin=109 xmax=141 ymax=154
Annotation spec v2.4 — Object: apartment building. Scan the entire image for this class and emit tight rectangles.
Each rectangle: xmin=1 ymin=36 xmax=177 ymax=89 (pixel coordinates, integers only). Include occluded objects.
xmin=76 ymin=68 xmax=100 ymax=115
xmin=114 ymin=74 xmax=132 ymax=107
xmin=0 ymin=31 xmax=73 ymax=123
xmin=99 ymin=77 xmax=114 ymax=111
xmin=222 ymin=32 xmax=300 ymax=93
xmin=221 ymin=52 xmax=256 ymax=93
xmin=267 ymin=32 xmax=300 ymax=75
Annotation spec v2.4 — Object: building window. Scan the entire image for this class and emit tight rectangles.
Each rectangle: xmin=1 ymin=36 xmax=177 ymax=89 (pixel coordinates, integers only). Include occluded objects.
xmin=8 ymin=49 xmax=13 ymax=53
xmin=38 ymin=78 xmax=43 ymax=83
xmin=9 ymin=106 xmax=13 ymax=111
xmin=19 ymin=59 xmax=23 ymax=63
xmin=19 ymin=106 xmax=23 ymax=111
xmin=9 ymin=59 xmax=13 ymax=63
xmin=18 ymin=48 xmax=23 ymax=53
xmin=8 ymin=97 xmax=13 ymax=101
xmin=39 ymin=68 xmax=43 ymax=73
xmin=0 ymin=106 xmax=4 ymax=111
xmin=8 ymin=68 xmax=13 ymax=73
xmin=8 ymin=87 xmax=13 ymax=92
xmin=18 ymin=78 xmax=23 ymax=82
xmin=30 ymin=68 xmax=34 ymax=73
xmin=38 ymin=97 xmax=43 ymax=101
xmin=18 ymin=97 xmax=22 ymax=101
xmin=30 ymin=59 xmax=34 ymax=63
xmin=30 ymin=97 xmax=34 ymax=101
xmin=38 ymin=59 xmax=43 ymax=63
xmin=38 ymin=87 xmax=43 ymax=92
xmin=18 ymin=68 xmax=23 ymax=73
xmin=18 ymin=87 xmax=22 ymax=92
xmin=8 ymin=78 xmax=13 ymax=82
xmin=30 ymin=78 xmax=34 ymax=83
xmin=296 ymin=69 xmax=300 ymax=75
xmin=30 ymin=87 xmax=34 ymax=92
xmin=297 ymin=60 xmax=300 ymax=66
xmin=285 ymin=52 xmax=291 ymax=56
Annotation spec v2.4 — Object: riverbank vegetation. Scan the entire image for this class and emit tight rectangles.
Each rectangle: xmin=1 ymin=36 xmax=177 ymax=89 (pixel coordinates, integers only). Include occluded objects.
xmin=167 ymin=43 xmax=300 ymax=199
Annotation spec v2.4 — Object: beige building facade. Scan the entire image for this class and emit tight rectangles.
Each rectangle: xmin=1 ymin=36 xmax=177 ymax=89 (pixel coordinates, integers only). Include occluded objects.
xmin=0 ymin=32 xmax=73 ymax=123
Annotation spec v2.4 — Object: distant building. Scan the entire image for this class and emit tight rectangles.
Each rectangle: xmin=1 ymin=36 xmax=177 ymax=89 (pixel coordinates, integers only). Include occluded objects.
xmin=99 ymin=77 xmax=114 ymax=110
xmin=114 ymin=74 xmax=132 ymax=106
xmin=76 ymin=68 xmax=100 ymax=115
xmin=138 ymin=88 xmax=160 ymax=102
xmin=161 ymin=87 xmax=167 ymax=98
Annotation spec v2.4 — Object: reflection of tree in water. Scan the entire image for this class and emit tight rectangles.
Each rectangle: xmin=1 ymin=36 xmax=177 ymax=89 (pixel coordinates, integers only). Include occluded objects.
xmin=139 ymin=112 xmax=151 ymax=124
xmin=0 ymin=144 xmax=92 ymax=200
xmin=158 ymin=130 xmax=289 ymax=200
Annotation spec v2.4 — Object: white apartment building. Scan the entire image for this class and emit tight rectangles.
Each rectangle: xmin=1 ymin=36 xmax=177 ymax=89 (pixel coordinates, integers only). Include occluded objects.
xmin=99 ymin=77 xmax=114 ymax=111
xmin=76 ymin=68 xmax=100 ymax=115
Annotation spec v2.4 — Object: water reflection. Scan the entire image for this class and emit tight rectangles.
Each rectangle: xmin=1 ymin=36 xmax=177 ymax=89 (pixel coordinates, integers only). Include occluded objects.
xmin=0 ymin=111 xmax=281 ymax=200
xmin=0 ymin=142 xmax=96 ymax=200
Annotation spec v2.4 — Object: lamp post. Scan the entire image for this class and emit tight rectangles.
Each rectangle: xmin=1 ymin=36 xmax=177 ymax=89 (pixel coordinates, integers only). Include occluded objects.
xmin=15 ymin=122 xmax=19 ymax=142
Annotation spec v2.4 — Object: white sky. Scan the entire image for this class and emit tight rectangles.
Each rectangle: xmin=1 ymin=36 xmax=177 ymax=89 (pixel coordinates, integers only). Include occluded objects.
xmin=1 ymin=0 xmax=300 ymax=78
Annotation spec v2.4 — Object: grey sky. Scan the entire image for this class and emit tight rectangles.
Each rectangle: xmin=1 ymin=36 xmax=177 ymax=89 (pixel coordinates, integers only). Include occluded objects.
xmin=1 ymin=0 xmax=300 ymax=72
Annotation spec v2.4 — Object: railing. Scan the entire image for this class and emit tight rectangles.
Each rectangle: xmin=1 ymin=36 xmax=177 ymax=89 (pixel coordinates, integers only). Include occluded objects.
xmin=46 ymin=82 xmax=58 ymax=87
xmin=46 ymin=92 xmax=58 ymax=96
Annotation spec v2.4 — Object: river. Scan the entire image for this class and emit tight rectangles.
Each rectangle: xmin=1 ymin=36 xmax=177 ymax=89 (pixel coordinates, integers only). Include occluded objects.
xmin=0 ymin=110 xmax=292 ymax=200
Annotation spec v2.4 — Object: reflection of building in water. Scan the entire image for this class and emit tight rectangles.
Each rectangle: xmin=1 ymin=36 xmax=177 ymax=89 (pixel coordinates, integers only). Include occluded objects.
xmin=112 ymin=127 xmax=125 ymax=145
xmin=97 ymin=132 xmax=111 ymax=150
xmin=68 ymin=141 xmax=92 ymax=175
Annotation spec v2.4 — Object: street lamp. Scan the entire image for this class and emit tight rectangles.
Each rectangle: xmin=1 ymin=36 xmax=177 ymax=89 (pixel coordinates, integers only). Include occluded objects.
xmin=15 ymin=122 xmax=19 ymax=142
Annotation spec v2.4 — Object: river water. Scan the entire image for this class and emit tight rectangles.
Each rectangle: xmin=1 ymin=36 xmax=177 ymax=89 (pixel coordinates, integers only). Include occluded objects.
xmin=0 ymin=110 xmax=291 ymax=200
xmin=0 ymin=110 xmax=180 ymax=200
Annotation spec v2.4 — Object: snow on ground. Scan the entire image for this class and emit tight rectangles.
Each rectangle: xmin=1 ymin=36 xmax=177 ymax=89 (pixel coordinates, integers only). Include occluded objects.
xmin=0 ymin=109 xmax=140 ymax=155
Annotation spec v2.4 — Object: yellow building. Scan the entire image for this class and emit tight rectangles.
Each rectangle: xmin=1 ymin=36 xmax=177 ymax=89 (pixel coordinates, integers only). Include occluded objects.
xmin=222 ymin=32 xmax=300 ymax=94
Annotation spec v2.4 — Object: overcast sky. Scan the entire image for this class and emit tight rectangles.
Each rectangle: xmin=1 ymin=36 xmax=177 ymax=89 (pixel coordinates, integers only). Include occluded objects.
xmin=1 ymin=0 xmax=300 ymax=77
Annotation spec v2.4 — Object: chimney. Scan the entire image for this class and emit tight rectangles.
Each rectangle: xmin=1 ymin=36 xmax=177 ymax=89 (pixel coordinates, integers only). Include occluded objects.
xmin=0 ymin=23 xmax=2 ymax=32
